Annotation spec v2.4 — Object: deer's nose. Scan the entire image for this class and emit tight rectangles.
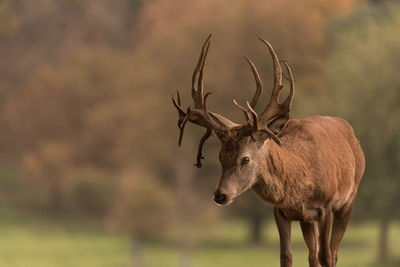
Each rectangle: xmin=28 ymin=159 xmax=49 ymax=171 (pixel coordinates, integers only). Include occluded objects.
xmin=214 ymin=193 xmax=227 ymax=204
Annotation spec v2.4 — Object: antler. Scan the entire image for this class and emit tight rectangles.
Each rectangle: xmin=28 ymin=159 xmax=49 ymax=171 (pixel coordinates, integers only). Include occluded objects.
xmin=233 ymin=39 xmax=295 ymax=143
xmin=232 ymin=56 xmax=263 ymax=122
xmin=257 ymin=38 xmax=295 ymax=134
xmin=173 ymin=36 xmax=295 ymax=166
xmin=245 ymin=102 xmax=282 ymax=145
xmin=233 ymin=98 xmax=282 ymax=145
xmin=244 ymin=56 xmax=263 ymax=108
xmin=172 ymin=35 xmax=236 ymax=167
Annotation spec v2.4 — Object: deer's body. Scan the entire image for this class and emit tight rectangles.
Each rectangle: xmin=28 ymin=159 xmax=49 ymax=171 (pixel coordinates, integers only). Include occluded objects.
xmin=172 ymin=36 xmax=365 ymax=267
xmin=253 ymin=116 xmax=364 ymax=218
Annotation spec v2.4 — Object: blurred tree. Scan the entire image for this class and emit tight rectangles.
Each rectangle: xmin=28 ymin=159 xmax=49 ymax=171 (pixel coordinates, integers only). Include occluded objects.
xmin=21 ymin=141 xmax=74 ymax=212
xmin=168 ymin=154 xmax=222 ymax=267
xmin=227 ymin=191 xmax=273 ymax=244
xmin=0 ymin=0 xmax=191 ymax=226
xmin=107 ymin=168 xmax=175 ymax=267
xmin=0 ymin=0 xmax=19 ymax=40
xmin=67 ymin=167 xmax=116 ymax=218
xmin=0 ymin=46 xmax=134 ymax=211
xmin=324 ymin=1 xmax=400 ymax=262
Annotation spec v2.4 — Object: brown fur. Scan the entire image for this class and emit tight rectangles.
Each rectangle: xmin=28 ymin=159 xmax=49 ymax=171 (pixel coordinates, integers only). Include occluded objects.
xmin=251 ymin=116 xmax=364 ymax=216
xmin=215 ymin=115 xmax=364 ymax=267
xmin=173 ymin=36 xmax=365 ymax=267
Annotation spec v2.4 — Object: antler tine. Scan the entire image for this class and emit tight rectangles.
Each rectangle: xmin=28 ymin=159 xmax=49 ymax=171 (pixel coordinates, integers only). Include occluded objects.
xmin=246 ymin=101 xmax=282 ymax=146
xmin=246 ymin=101 xmax=258 ymax=131
xmin=195 ymin=129 xmax=212 ymax=168
xmin=172 ymin=91 xmax=185 ymax=113
xmin=281 ymin=61 xmax=295 ymax=109
xmin=192 ymin=34 xmax=212 ymax=108
xmin=178 ymin=106 xmax=191 ymax=146
xmin=203 ymin=92 xmax=222 ymax=130
xmin=198 ymin=38 xmax=211 ymax=99
xmin=233 ymin=99 xmax=250 ymax=121
xmin=244 ymin=56 xmax=263 ymax=108
xmin=172 ymin=95 xmax=184 ymax=114
xmin=258 ymin=38 xmax=283 ymax=103
xmin=177 ymin=90 xmax=182 ymax=105
xmin=172 ymin=91 xmax=186 ymax=127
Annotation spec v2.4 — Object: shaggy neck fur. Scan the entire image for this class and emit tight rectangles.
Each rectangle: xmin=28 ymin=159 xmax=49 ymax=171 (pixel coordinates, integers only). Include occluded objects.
xmin=252 ymin=139 xmax=313 ymax=210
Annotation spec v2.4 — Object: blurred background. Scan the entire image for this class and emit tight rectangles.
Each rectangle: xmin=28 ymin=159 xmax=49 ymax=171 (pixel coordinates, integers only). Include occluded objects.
xmin=0 ymin=0 xmax=399 ymax=266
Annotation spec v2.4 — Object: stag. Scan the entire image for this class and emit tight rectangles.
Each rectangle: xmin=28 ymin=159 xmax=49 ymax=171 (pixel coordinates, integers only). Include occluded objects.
xmin=172 ymin=35 xmax=365 ymax=267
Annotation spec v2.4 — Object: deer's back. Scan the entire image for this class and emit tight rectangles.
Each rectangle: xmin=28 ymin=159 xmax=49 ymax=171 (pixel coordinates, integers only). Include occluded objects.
xmin=282 ymin=116 xmax=365 ymax=211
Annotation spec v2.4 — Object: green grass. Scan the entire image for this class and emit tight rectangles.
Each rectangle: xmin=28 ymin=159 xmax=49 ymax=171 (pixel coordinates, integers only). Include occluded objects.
xmin=0 ymin=209 xmax=128 ymax=267
xmin=0 ymin=209 xmax=399 ymax=267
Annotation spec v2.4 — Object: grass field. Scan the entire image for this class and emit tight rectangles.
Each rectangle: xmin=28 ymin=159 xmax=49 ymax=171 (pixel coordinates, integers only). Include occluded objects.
xmin=0 ymin=208 xmax=399 ymax=267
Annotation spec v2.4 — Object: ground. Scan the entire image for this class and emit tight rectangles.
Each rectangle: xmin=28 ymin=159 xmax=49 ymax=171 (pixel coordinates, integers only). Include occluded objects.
xmin=0 ymin=208 xmax=400 ymax=267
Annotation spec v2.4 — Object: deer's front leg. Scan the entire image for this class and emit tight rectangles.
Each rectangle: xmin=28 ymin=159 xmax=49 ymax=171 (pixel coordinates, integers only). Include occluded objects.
xmin=274 ymin=208 xmax=292 ymax=267
xmin=318 ymin=206 xmax=333 ymax=267
xmin=300 ymin=221 xmax=321 ymax=267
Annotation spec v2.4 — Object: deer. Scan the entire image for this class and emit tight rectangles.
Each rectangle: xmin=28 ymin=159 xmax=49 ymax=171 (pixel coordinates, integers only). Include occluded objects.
xmin=172 ymin=35 xmax=365 ymax=267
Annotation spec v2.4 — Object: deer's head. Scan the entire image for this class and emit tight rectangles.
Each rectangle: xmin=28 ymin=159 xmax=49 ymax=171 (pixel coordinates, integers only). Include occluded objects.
xmin=172 ymin=35 xmax=294 ymax=205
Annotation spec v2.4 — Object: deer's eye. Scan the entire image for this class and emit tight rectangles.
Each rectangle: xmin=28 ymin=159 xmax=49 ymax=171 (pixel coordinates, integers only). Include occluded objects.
xmin=241 ymin=157 xmax=250 ymax=165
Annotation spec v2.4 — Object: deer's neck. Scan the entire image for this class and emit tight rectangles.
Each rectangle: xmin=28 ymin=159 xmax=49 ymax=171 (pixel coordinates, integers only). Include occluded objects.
xmin=252 ymin=140 xmax=312 ymax=210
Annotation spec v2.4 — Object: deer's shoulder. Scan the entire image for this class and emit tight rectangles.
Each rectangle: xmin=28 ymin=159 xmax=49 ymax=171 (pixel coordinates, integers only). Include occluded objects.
xmin=280 ymin=116 xmax=357 ymax=149
xmin=284 ymin=116 xmax=353 ymax=136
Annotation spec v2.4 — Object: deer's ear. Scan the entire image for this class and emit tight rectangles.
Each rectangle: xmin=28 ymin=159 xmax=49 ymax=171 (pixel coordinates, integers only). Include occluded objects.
xmin=253 ymin=130 xmax=270 ymax=143
xmin=253 ymin=127 xmax=283 ymax=146
xmin=268 ymin=116 xmax=289 ymax=135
